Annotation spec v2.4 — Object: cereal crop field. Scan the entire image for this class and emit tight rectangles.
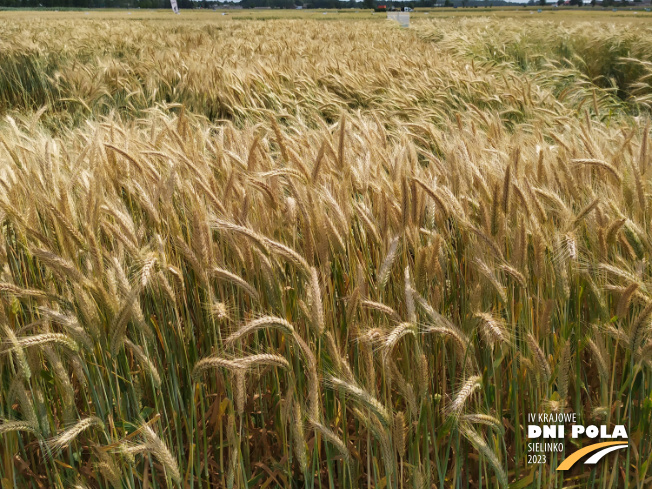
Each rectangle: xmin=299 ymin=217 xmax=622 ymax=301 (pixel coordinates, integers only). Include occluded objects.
xmin=1 ymin=8 xmax=652 ymax=489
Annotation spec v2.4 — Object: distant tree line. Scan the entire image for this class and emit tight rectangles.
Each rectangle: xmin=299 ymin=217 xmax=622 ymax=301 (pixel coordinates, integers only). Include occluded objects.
xmin=233 ymin=0 xmax=513 ymax=7
xmin=0 ymin=0 xmax=194 ymax=9
xmin=237 ymin=0 xmax=429 ymax=7
xmin=529 ymin=0 xmax=640 ymax=6
xmin=0 ymin=0 xmax=517 ymax=9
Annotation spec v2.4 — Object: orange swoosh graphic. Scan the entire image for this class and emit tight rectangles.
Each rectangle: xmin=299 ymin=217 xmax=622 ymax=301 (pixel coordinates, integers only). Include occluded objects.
xmin=557 ymin=442 xmax=628 ymax=471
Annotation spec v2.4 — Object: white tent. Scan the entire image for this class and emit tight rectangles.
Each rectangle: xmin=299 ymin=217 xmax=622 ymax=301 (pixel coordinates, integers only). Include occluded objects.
xmin=387 ymin=11 xmax=409 ymax=27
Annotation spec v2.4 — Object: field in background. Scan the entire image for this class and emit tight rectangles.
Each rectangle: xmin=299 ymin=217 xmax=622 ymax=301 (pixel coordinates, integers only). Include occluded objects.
xmin=1 ymin=7 xmax=652 ymax=20
xmin=1 ymin=9 xmax=652 ymax=489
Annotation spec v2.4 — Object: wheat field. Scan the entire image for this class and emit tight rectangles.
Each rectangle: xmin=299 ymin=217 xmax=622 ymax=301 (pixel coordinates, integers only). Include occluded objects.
xmin=1 ymin=10 xmax=652 ymax=489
